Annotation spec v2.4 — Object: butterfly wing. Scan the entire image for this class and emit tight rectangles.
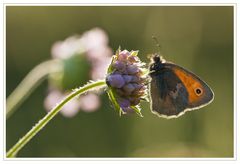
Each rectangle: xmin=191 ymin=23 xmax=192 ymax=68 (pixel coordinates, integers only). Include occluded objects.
xmin=149 ymin=63 xmax=214 ymax=118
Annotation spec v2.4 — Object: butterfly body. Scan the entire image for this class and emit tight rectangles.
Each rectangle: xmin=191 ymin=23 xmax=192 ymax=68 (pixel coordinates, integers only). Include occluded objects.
xmin=149 ymin=55 xmax=214 ymax=118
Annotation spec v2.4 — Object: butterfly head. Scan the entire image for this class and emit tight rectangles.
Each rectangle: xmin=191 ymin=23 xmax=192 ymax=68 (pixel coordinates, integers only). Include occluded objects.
xmin=149 ymin=54 xmax=166 ymax=75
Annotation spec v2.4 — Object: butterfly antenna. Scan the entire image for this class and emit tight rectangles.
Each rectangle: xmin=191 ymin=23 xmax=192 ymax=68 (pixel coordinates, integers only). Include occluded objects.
xmin=151 ymin=35 xmax=166 ymax=63
xmin=152 ymin=35 xmax=161 ymax=55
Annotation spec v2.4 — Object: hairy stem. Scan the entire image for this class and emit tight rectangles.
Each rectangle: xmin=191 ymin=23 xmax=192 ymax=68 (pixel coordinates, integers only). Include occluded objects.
xmin=7 ymin=59 xmax=62 ymax=119
xmin=6 ymin=80 xmax=106 ymax=157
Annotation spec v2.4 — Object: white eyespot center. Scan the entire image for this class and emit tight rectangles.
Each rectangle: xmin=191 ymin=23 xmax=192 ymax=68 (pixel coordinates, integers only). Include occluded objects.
xmin=195 ymin=88 xmax=203 ymax=96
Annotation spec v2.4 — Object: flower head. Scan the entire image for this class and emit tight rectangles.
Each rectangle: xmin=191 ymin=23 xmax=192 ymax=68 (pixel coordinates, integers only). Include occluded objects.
xmin=106 ymin=48 xmax=149 ymax=116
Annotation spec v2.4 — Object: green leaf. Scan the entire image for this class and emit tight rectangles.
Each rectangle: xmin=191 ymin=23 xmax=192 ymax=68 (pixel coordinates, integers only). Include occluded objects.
xmin=106 ymin=89 xmax=122 ymax=116
xmin=131 ymin=50 xmax=139 ymax=56
xmin=107 ymin=58 xmax=114 ymax=74
xmin=131 ymin=106 xmax=143 ymax=117
xmin=116 ymin=46 xmax=121 ymax=55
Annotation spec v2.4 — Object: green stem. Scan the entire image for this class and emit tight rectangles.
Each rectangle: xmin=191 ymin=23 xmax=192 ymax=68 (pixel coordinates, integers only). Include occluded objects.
xmin=6 ymin=59 xmax=62 ymax=119
xmin=6 ymin=80 xmax=106 ymax=158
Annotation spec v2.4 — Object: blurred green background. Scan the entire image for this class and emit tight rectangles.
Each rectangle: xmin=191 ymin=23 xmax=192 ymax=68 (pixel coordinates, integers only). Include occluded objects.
xmin=6 ymin=6 xmax=233 ymax=157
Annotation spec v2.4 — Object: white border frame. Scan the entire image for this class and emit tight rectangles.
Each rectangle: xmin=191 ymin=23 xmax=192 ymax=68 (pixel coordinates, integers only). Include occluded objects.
xmin=2 ymin=2 xmax=238 ymax=163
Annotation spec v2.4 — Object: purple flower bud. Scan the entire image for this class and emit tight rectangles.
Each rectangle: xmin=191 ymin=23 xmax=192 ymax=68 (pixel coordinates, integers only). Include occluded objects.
xmin=118 ymin=98 xmax=134 ymax=113
xmin=118 ymin=98 xmax=130 ymax=108
xmin=136 ymin=90 xmax=145 ymax=96
xmin=115 ymin=89 xmax=125 ymax=96
xmin=118 ymin=50 xmax=130 ymax=61
xmin=107 ymin=74 xmax=125 ymax=88
xmin=126 ymin=64 xmax=139 ymax=74
xmin=121 ymin=107 xmax=134 ymax=113
xmin=128 ymin=55 xmax=139 ymax=63
xmin=113 ymin=61 xmax=126 ymax=71
xmin=122 ymin=75 xmax=133 ymax=83
xmin=141 ymin=85 xmax=147 ymax=90
xmin=131 ymin=76 xmax=140 ymax=83
xmin=123 ymin=83 xmax=135 ymax=94
xmin=132 ymin=85 xmax=146 ymax=96
xmin=129 ymin=97 xmax=140 ymax=106
xmin=132 ymin=83 xmax=143 ymax=90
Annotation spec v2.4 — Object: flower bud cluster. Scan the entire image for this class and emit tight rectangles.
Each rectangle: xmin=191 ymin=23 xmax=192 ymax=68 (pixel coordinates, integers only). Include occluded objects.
xmin=106 ymin=49 xmax=148 ymax=115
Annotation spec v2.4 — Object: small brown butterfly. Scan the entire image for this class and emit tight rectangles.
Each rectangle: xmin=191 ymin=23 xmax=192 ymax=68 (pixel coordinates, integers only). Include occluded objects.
xmin=149 ymin=54 xmax=214 ymax=119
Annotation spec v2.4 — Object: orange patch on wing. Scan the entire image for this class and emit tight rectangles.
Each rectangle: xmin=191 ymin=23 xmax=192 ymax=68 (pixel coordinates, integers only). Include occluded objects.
xmin=172 ymin=67 xmax=203 ymax=103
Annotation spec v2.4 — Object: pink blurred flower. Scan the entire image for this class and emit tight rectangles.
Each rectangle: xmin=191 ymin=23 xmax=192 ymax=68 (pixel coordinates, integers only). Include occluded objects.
xmin=79 ymin=93 xmax=100 ymax=113
xmin=51 ymin=35 xmax=84 ymax=59
xmin=44 ymin=90 xmax=101 ymax=118
xmin=81 ymin=28 xmax=109 ymax=56
xmin=45 ymin=28 xmax=112 ymax=117
xmin=44 ymin=89 xmax=81 ymax=118
xmin=90 ymin=56 xmax=112 ymax=80
xmin=81 ymin=28 xmax=112 ymax=80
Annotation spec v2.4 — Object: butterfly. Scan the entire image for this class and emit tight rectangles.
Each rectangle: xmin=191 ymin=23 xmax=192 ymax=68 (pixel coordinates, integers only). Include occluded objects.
xmin=149 ymin=54 xmax=214 ymax=119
